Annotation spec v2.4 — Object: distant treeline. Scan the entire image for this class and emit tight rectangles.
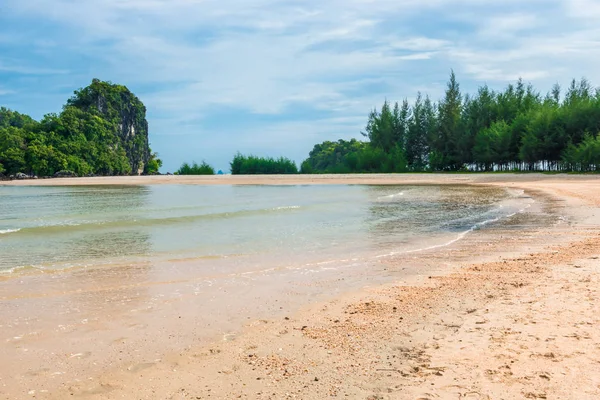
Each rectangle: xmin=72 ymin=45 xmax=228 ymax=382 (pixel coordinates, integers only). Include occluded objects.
xmin=176 ymin=161 xmax=215 ymax=175
xmin=300 ymin=139 xmax=406 ymax=174
xmin=178 ymin=72 xmax=600 ymax=175
xmin=176 ymin=154 xmax=298 ymax=175
xmin=303 ymin=72 xmax=600 ymax=173
xmin=230 ymin=153 xmax=298 ymax=174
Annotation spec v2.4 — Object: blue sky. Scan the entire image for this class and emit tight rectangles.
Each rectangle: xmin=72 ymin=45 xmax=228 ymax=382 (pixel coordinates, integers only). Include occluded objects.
xmin=1 ymin=0 xmax=600 ymax=172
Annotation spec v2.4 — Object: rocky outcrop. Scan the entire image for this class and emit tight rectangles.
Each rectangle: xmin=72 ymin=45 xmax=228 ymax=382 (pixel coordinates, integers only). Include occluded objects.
xmin=54 ymin=170 xmax=77 ymax=178
xmin=67 ymin=79 xmax=151 ymax=175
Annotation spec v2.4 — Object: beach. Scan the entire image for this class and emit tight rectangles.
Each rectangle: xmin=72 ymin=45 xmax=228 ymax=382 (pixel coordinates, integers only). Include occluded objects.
xmin=1 ymin=174 xmax=599 ymax=399
xmin=2 ymin=172 xmax=600 ymax=187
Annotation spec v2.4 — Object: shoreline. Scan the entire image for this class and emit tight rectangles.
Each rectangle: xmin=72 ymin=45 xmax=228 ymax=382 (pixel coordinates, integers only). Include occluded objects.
xmin=1 ymin=172 xmax=599 ymax=187
xmin=55 ymin=182 xmax=600 ymax=399
xmin=0 ymin=185 xmax=528 ymax=280
xmin=86 ymin=179 xmax=596 ymax=400
xmin=1 ymin=176 xmax=599 ymax=399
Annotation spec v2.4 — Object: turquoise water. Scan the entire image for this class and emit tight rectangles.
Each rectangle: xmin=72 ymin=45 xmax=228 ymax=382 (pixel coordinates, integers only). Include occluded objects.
xmin=0 ymin=184 xmax=525 ymax=274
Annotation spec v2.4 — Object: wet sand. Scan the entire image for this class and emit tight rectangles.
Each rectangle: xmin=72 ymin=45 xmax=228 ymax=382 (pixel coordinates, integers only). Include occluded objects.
xmin=1 ymin=174 xmax=600 ymax=399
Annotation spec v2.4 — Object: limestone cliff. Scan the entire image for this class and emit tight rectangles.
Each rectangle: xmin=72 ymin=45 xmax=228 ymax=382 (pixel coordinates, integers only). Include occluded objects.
xmin=67 ymin=79 xmax=151 ymax=174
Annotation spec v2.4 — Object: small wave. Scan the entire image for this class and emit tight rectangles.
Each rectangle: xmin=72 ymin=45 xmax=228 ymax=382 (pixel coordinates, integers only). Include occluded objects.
xmin=377 ymin=201 xmax=533 ymax=258
xmin=0 ymin=264 xmax=42 ymax=275
xmin=6 ymin=206 xmax=305 ymax=236
xmin=378 ymin=192 xmax=404 ymax=200
xmin=438 ymin=204 xmax=505 ymax=230
xmin=0 ymin=229 xmax=20 ymax=235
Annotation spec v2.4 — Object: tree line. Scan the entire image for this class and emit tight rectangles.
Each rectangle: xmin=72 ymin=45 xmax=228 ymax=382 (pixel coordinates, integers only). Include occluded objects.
xmin=230 ymin=153 xmax=298 ymax=174
xmin=152 ymin=71 xmax=600 ymax=176
xmin=10 ymin=74 xmax=596 ymax=177
xmin=0 ymin=80 xmax=161 ymax=178
xmin=176 ymin=161 xmax=216 ymax=175
xmin=176 ymin=154 xmax=298 ymax=175
xmin=303 ymin=72 xmax=600 ymax=173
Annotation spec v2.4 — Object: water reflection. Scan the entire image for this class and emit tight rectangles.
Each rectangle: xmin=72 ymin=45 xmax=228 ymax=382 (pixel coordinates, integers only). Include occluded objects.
xmin=363 ymin=185 xmax=510 ymax=250
xmin=0 ymin=186 xmax=152 ymax=271
xmin=64 ymin=230 xmax=152 ymax=261
xmin=1 ymin=184 xmax=523 ymax=276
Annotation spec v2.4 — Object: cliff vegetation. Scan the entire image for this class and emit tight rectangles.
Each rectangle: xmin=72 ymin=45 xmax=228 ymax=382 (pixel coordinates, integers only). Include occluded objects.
xmin=0 ymin=79 xmax=161 ymax=177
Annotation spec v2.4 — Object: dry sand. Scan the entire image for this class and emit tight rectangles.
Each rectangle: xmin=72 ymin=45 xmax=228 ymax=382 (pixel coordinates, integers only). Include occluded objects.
xmin=1 ymin=174 xmax=600 ymax=399
xmin=0 ymin=172 xmax=598 ymax=187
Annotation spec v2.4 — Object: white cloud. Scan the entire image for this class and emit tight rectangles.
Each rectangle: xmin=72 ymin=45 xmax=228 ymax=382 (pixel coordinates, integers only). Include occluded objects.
xmin=565 ymin=0 xmax=600 ymax=19
xmin=4 ymin=0 xmax=600 ymax=170
xmin=0 ymin=60 xmax=68 ymax=75
xmin=389 ymin=37 xmax=450 ymax=52
xmin=478 ymin=13 xmax=539 ymax=38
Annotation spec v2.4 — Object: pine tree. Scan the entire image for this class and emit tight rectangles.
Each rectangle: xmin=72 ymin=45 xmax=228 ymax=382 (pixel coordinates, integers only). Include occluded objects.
xmin=406 ymin=93 xmax=428 ymax=170
xmin=363 ymin=101 xmax=395 ymax=152
xmin=434 ymin=70 xmax=463 ymax=170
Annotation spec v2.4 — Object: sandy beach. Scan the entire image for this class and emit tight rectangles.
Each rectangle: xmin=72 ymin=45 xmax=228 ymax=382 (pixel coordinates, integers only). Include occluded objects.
xmin=1 ymin=174 xmax=599 ymax=399
xmin=1 ymin=172 xmax=599 ymax=188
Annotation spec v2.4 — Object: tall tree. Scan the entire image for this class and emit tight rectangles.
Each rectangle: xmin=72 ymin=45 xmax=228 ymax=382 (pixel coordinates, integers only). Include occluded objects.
xmin=406 ymin=93 xmax=428 ymax=170
xmin=363 ymin=101 xmax=396 ymax=153
xmin=433 ymin=70 xmax=463 ymax=170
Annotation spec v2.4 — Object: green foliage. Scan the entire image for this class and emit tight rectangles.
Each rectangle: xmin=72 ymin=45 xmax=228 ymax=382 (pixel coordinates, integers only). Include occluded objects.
xmin=230 ymin=153 xmax=298 ymax=174
xmin=362 ymin=100 xmax=409 ymax=154
xmin=0 ymin=126 xmax=27 ymax=173
xmin=434 ymin=70 xmax=463 ymax=170
xmin=0 ymin=80 xmax=160 ymax=177
xmin=301 ymin=139 xmax=407 ymax=174
xmin=472 ymin=121 xmax=511 ymax=171
xmin=146 ymin=152 xmax=163 ymax=175
xmin=562 ymin=133 xmax=600 ymax=172
xmin=304 ymin=72 xmax=600 ymax=173
xmin=0 ymin=107 xmax=36 ymax=129
xmin=176 ymin=161 xmax=215 ymax=175
xmin=301 ymin=139 xmax=366 ymax=173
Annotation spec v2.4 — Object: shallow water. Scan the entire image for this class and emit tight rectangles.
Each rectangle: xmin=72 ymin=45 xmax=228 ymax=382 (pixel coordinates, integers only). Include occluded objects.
xmin=0 ymin=183 xmax=548 ymax=397
xmin=0 ymin=184 xmax=526 ymax=274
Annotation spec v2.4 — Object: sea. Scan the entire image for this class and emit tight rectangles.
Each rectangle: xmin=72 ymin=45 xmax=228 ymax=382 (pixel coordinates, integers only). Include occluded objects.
xmin=0 ymin=184 xmax=532 ymax=275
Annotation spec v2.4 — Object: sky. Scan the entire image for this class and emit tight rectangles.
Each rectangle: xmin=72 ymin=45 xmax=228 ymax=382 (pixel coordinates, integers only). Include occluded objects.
xmin=1 ymin=0 xmax=600 ymax=172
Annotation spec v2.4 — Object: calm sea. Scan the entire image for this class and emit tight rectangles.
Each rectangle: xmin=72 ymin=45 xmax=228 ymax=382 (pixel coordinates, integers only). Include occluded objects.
xmin=0 ymin=184 xmax=529 ymax=274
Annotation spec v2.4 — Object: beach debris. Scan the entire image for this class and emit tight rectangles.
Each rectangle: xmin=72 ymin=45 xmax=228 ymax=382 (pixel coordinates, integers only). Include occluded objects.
xmin=524 ymin=393 xmax=547 ymax=399
xmin=539 ymin=373 xmax=551 ymax=380
xmin=223 ymin=333 xmax=237 ymax=341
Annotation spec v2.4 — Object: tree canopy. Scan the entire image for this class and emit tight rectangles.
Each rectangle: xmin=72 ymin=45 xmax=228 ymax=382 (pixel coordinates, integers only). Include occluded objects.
xmin=176 ymin=161 xmax=215 ymax=175
xmin=302 ymin=72 xmax=600 ymax=173
xmin=230 ymin=153 xmax=298 ymax=174
xmin=0 ymin=80 xmax=160 ymax=178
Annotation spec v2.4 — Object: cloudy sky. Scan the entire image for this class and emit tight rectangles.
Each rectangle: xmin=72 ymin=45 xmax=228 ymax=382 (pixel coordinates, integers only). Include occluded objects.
xmin=1 ymin=0 xmax=599 ymax=172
